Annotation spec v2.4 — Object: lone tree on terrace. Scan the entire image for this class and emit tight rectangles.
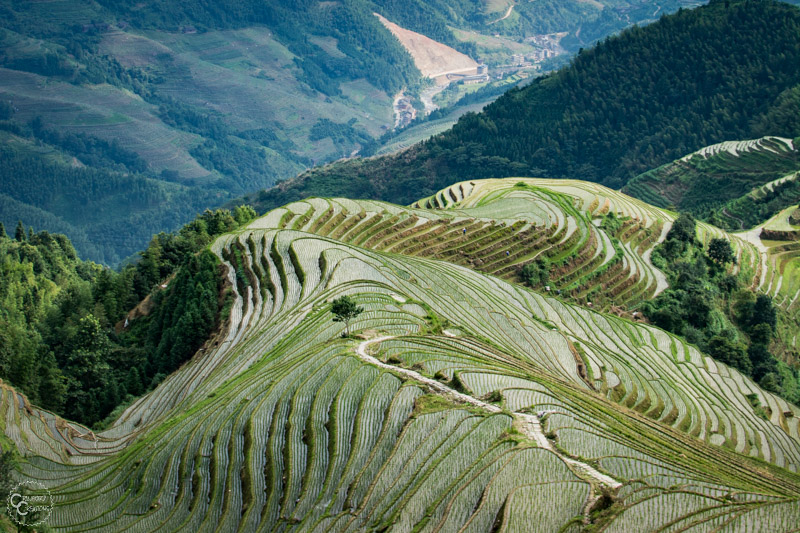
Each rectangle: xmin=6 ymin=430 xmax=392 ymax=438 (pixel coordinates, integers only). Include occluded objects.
xmin=332 ymin=295 xmax=363 ymax=336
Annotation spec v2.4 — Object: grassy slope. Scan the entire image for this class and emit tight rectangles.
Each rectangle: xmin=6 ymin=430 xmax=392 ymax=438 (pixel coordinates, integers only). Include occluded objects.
xmin=1 ymin=178 xmax=799 ymax=531
xmin=98 ymin=27 xmax=393 ymax=155
xmin=0 ymin=0 xmax=390 ymax=264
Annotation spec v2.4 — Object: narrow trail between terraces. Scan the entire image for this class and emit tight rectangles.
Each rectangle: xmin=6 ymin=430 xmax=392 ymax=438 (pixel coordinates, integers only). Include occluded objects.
xmin=354 ymin=335 xmax=622 ymax=495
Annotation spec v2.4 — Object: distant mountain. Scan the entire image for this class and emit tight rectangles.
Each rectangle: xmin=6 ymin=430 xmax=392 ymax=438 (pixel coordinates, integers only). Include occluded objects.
xmin=0 ymin=0 xmax=701 ymax=264
xmin=248 ymin=0 xmax=800 ymax=214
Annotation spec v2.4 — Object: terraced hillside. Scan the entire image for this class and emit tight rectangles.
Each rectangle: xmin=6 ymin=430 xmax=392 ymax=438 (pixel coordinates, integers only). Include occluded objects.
xmin=2 ymin=179 xmax=800 ymax=531
xmin=624 ymin=137 xmax=800 ymax=231
xmin=734 ymin=206 xmax=800 ymax=360
xmin=420 ymin=178 xmax=800 ymax=365
xmin=253 ymin=188 xmax=661 ymax=311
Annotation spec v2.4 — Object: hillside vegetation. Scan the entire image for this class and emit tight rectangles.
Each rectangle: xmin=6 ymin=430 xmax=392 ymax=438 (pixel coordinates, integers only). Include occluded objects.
xmin=251 ymin=0 xmax=800 ymax=214
xmin=0 ymin=206 xmax=256 ymax=427
xmin=1 ymin=178 xmax=800 ymax=531
xmin=625 ymin=136 xmax=800 ymax=231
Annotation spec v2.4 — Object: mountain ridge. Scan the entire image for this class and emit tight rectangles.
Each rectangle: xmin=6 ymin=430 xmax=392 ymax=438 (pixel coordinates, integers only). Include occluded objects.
xmin=624 ymin=135 xmax=800 ymax=231
xmin=245 ymin=0 xmax=800 ymax=216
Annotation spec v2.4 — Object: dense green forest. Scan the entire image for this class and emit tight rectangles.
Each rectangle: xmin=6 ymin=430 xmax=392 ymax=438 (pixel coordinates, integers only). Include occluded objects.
xmin=0 ymin=206 xmax=255 ymax=427
xmin=0 ymin=126 xmax=224 ymax=265
xmin=249 ymin=0 xmax=800 ymax=214
xmin=642 ymin=214 xmax=799 ymax=403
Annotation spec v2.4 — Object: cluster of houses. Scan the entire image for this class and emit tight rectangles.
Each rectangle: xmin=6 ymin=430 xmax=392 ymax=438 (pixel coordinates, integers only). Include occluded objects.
xmin=510 ymin=48 xmax=557 ymax=67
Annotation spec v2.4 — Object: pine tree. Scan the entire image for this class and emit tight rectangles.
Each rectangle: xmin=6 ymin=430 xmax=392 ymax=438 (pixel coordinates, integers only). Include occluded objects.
xmin=37 ymin=353 xmax=67 ymax=413
xmin=707 ymin=238 xmax=735 ymax=264
xmin=125 ymin=367 xmax=143 ymax=396
xmin=14 ymin=220 xmax=25 ymax=242
xmin=0 ymin=451 xmax=16 ymax=502
xmin=0 ymin=222 xmax=6 ymax=239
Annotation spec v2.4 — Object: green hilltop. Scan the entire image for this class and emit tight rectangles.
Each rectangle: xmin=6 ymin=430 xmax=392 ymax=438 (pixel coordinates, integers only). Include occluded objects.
xmin=1 ymin=178 xmax=799 ymax=531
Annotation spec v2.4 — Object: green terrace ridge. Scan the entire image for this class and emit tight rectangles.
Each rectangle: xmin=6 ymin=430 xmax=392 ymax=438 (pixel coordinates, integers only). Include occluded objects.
xmin=624 ymin=136 xmax=800 ymax=232
xmin=1 ymin=178 xmax=799 ymax=531
xmin=251 ymin=180 xmax=670 ymax=312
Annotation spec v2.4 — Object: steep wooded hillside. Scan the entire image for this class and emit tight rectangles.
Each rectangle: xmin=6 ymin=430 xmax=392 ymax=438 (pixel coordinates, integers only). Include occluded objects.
xmin=0 ymin=206 xmax=257 ymax=428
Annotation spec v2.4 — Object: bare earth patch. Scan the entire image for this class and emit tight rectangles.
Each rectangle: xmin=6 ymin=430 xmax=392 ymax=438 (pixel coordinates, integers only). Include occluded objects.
xmin=375 ymin=13 xmax=479 ymax=84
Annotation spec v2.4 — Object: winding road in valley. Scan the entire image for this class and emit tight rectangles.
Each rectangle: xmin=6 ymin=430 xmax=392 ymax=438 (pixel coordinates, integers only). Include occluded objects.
xmin=489 ymin=3 xmax=515 ymax=24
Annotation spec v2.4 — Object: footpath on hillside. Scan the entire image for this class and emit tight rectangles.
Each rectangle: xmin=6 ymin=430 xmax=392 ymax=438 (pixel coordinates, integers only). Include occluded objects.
xmin=353 ymin=334 xmax=622 ymax=515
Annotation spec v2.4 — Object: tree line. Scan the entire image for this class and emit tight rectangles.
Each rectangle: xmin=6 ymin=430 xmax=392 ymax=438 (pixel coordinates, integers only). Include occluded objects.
xmin=642 ymin=213 xmax=798 ymax=403
xmin=0 ymin=206 xmax=256 ymax=427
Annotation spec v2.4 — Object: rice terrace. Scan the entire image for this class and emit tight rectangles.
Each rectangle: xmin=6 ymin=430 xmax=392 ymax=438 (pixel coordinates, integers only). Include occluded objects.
xmin=2 ymin=0 xmax=800 ymax=531
xmin=2 ymin=177 xmax=799 ymax=531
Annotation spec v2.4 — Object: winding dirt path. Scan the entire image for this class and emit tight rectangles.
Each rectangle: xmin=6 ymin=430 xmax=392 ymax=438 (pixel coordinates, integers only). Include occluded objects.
xmin=722 ymin=208 xmax=745 ymax=230
xmin=354 ymin=335 xmax=622 ymax=490
xmin=489 ymin=4 xmax=515 ymax=24
xmin=645 ymin=220 xmax=672 ymax=296
xmin=733 ymin=226 xmax=770 ymax=289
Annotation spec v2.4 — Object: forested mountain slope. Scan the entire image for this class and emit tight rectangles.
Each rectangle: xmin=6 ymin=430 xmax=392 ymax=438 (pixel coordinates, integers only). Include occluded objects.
xmin=250 ymin=0 xmax=800 ymax=215
xmin=0 ymin=206 xmax=258 ymax=429
xmin=2 ymin=178 xmax=800 ymax=531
